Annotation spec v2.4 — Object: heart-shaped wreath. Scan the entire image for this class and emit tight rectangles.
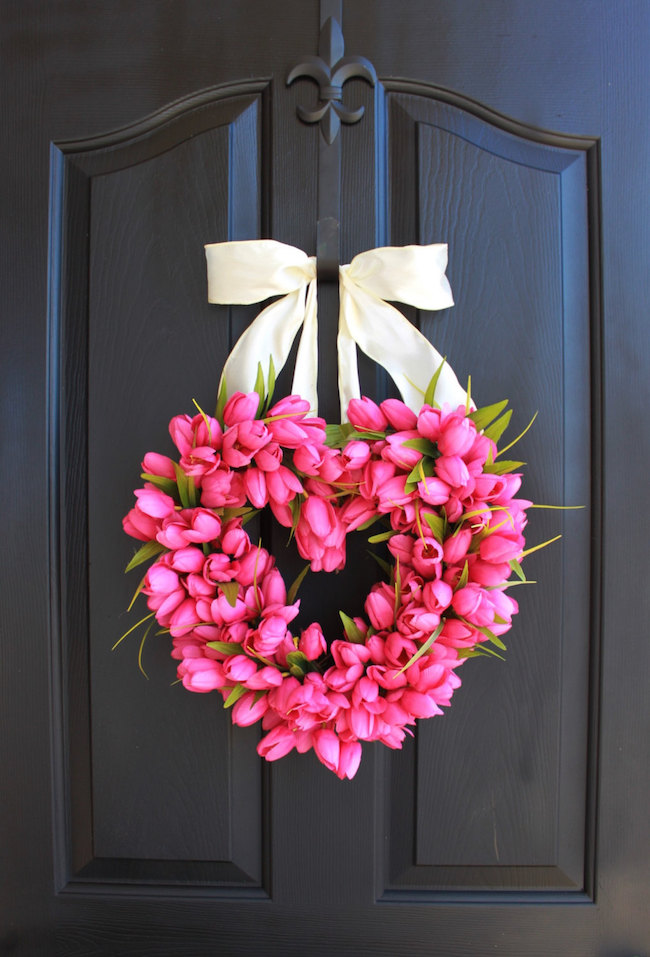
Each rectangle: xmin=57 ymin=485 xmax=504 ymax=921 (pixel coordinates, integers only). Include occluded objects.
xmin=121 ymin=361 xmax=540 ymax=780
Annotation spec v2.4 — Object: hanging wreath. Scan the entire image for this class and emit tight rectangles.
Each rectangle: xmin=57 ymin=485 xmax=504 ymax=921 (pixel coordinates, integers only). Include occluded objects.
xmin=119 ymin=241 xmax=557 ymax=779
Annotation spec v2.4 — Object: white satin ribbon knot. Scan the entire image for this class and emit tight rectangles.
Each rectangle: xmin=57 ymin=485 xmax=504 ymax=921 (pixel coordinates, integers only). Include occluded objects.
xmin=205 ymin=239 xmax=467 ymax=420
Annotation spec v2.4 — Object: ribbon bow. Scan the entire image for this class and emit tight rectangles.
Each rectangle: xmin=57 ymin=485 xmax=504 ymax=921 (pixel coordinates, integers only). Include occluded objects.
xmin=205 ymin=239 xmax=467 ymax=420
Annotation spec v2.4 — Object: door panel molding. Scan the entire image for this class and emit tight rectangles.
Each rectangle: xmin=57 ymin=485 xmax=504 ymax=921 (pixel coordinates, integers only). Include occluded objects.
xmin=374 ymin=81 xmax=601 ymax=901
xmin=48 ymin=84 xmax=272 ymax=895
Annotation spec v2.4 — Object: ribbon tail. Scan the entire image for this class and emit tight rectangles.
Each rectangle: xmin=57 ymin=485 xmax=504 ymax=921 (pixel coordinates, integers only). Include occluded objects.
xmin=218 ymin=289 xmax=309 ymax=399
xmin=337 ymin=281 xmax=362 ymax=421
xmin=339 ymin=277 xmax=468 ymax=414
xmin=290 ymin=278 xmax=319 ymax=416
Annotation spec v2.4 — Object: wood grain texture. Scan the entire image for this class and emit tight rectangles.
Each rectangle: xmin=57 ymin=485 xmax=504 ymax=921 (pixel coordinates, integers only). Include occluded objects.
xmin=51 ymin=92 xmax=268 ymax=887
xmin=1 ymin=1 xmax=649 ymax=953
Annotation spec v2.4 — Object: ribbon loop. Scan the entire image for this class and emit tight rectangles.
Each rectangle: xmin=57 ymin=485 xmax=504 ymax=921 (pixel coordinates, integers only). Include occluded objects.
xmin=338 ymin=244 xmax=467 ymax=420
xmin=205 ymin=240 xmax=318 ymax=413
xmin=205 ymin=239 xmax=468 ymax=420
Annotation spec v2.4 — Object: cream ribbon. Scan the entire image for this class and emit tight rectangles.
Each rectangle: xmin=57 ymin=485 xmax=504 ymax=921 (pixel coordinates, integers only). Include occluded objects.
xmin=205 ymin=239 xmax=467 ymax=421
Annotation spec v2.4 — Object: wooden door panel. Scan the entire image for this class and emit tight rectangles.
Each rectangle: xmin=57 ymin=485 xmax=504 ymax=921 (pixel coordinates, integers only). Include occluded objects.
xmin=51 ymin=88 xmax=269 ymax=891
xmin=379 ymin=88 xmax=595 ymax=896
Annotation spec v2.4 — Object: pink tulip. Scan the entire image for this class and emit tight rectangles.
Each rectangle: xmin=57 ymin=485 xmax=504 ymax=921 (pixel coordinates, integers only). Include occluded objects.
xmin=266 ymin=466 xmax=303 ymax=505
xmin=312 ymin=728 xmax=340 ymax=773
xmin=292 ymin=443 xmax=326 ymax=474
xmin=178 ymin=657 xmax=226 ymax=693
xmin=257 ymin=724 xmax=297 ymax=761
xmin=335 ymin=740 xmax=362 ymax=780
xmin=437 ymin=412 xmax=477 ymax=457
xmin=123 ymin=507 xmax=160 ymax=542
xmin=380 ymin=398 xmax=417 ymax=431
xmin=416 ymin=477 xmax=451 ymax=506
xmin=479 ymin=532 xmax=523 ymax=564
xmin=411 ymin=537 xmax=444 ymax=578
xmin=222 ymin=391 xmax=260 ymax=426
xmin=222 ymin=654 xmax=258 ymax=683
xmin=381 ymin=431 xmax=423 ymax=470
xmin=435 ymin=455 xmax=470 ymax=488
xmin=220 ymin=522 xmax=250 ymax=558
xmin=244 ymin=467 xmax=268 ymax=508
xmin=244 ymin=666 xmax=284 ymax=690
xmin=142 ymin=451 xmax=176 ymax=479
xmin=347 ymin=396 xmax=388 ymax=432
xmin=267 ymin=395 xmax=310 ymax=418
xmin=186 ymin=508 xmax=222 ymax=543
xmin=452 ymin=584 xmax=495 ymax=627
xmin=236 ymin=545 xmax=273 ymax=587
xmin=170 ymin=546 xmax=206 ymax=573
xmin=442 ymin=529 xmax=472 ymax=564
xmin=254 ymin=442 xmax=282 ymax=471
xmin=365 ymin=584 xmax=396 ymax=630
xmin=299 ymin=624 xmax=327 ymax=660
xmin=231 ymin=691 xmax=269 ymax=726
xmin=399 ymin=689 xmax=443 ymax=718
xmin=416 ymin=407 xmax=442 ymax=441
xmin=169 ymin=597 xmax=201 ymax=636
xmin=422 ymin=579 xmax=453 ymax=614
xmin=339 ymin=439 xmax=369 ymax=470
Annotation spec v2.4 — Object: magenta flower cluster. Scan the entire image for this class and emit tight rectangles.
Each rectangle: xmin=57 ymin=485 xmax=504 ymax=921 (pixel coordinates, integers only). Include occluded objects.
xmin=123 ymin=390 xmax=530 ymax=779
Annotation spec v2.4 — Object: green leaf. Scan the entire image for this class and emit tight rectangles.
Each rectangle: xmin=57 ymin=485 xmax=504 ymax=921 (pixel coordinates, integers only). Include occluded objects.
xmin=468 ymin=399 xmax=509 ymax=432
xmin=457 ymin=644 xmax=504 ymax=661
xmin=356 ymin=514 xmax=383 ymax=532
xmin=221 ymin=506 xmax=255 ymax=521
xmin=396 ymin=622 xmax=444 ymax=675
xmin=112 ymin=611 xmax=155 ymax=651
xmin=347 ymin=429 xmax=387 ymax=441
xmin=509 ymin=558 xmax=526 ymax=582
xmin=339 ymin=611 xmax=365 ymax=643
xmin=476 ymin=625 xmax=507 ymax=651
xmin=368 ymin=529 xmax=397 ymax=544
xmin=424 ymin=357 xmax=447 ymax=408
xmin=217 ymin=581 xmax=240 ymax=607
xmin=124 ymin=540 xmax=166 ymax=574
xmin=137 ymin=621 xmax=154 ymax=680
xmin=140 ymin=473 xmax=178 ymax=497
xmin=206 ymin=641 xmax=241 ymax=656
xmin=287 ymin=496 xmax=302 ymax=543
xmin=483 ymin=459 xmax=526 ymax=475
xmin=265 ymin=354 xmax=276 ymax=413
xmin=241 ymin=508 xmax=261 ymax=527
xmin=253 ymin=361 xmax=265 ymax=417
xmin=286 ymin=650 xmax=310 ymax=676
xmin=214 ymin=374 xmax=228 ymax=424
xmin=325 ymin=424 xmax=346 ymax=448
xmin=401 ymin=437 xmax=438 ymax=457
xmin=126 ymin=574 xmax=146 ymax=612
xmin=497 ymin=410 xmax=538 ymax=456
xmin=223 ymin=684 xmax=247 ymax=708
xmin=186 ymin=474 xmax=198 ymax=507
xmin=192 ymin=397 xmax=213 ymax=443
xmin=172 ymin=461 xmax=191 ymax=507
xmin=423 ymin=512 xmax=445 ymax=543
xmin=393 ymin=557 xmax=402 ymax=619
xmin=483 ymin=409 xmax=513 ymax=444
xmin=287 ymin=564 xmax=310 ymax=604
xmin=404 ymin=457 xmax=435 ymax=493
xmin=520 ymin=534 xmax=562 ymax=559
xmin=456 ymin=560 xmax=469 ymax=590
xmin=367 ymin=551 xmax=392 ymax=577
